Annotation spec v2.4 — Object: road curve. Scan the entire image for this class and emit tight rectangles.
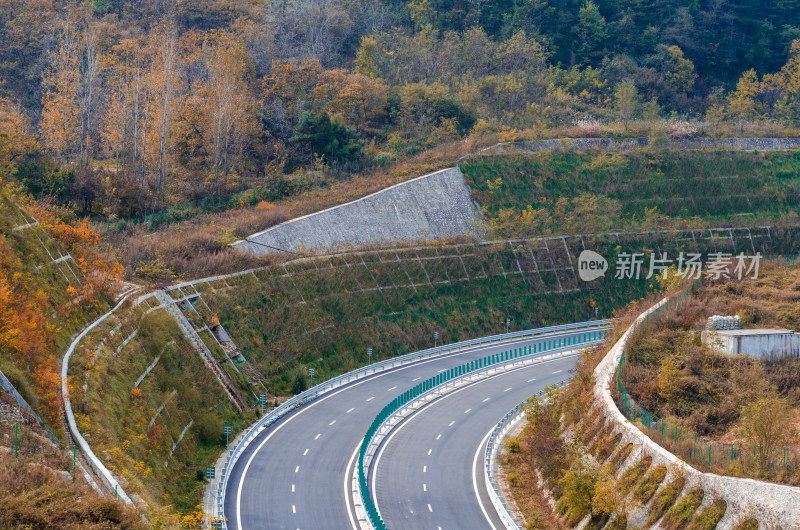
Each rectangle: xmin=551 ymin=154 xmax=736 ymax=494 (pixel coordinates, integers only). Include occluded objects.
xmin=226 ymin=331 xmax=587 ymax=530
xmin=369 ymin=355 xmax=576 ymax=529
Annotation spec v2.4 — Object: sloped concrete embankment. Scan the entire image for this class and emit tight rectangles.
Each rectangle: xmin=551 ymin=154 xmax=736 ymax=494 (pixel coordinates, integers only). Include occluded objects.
xmin=594 ymin=299 xmax=800 ymax=529
xmin=233 ymin=166 xmax=485 ymax=256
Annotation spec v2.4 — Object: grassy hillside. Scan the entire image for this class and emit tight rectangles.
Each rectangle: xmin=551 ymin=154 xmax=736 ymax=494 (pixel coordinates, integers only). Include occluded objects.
xmin=66 ymin=300 xmax=250 ymax=516
xmin=0 ymin=183 xmax=115 ymax=429
xmin=0 ymin=411 xmax=144 ymax=530
xmin=168 ymin=226 xmax=798 ymax=396
xmin=620 ymin=261 xmax=800 ymax=484
xmin=461 ymin=150 xmax=800 ymax=238
xmin=0 ymin=185 xmax=139 ymax=526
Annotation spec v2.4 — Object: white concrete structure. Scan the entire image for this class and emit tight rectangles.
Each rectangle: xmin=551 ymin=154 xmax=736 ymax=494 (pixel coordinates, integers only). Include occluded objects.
xmin=701 ymin=328 xmax=800 ymax=358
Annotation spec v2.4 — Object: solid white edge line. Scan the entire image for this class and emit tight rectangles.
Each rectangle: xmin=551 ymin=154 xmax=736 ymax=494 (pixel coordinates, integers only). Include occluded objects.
xmin=472 ymin=429 xmax=499 ymax=530
xmin=345 ymin=443 xmax=360 ymax=530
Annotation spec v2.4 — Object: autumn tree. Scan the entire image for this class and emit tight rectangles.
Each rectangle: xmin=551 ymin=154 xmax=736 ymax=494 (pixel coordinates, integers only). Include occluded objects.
xmin=354 ymin=36 xmax=380 ymax=78
xmin=40 ymin=23 xmax=81 ymax=162
xmin=0 ymin=97 xmax=38 ymax=175
xmin=263 ymin=59 xmax=324 ymax=137
xmin=559 ymin=462 xmax=601 ymax=519
xmin=728 ymin=69 xmax=760 ymax=122
xmin=656 ymin=45 xmax=697 ymax=97
xmin=736 ymin=395 xmax=797 ymax=467
xmin=773 ymin=39 xmax=800 ymax=123
xmin=614 ymin=79 xmax=640 ymax=129
xmin=312 ymin=69 xmax=389 ymax=132
xmin=263 ymin=0 xmax=353 ymax=65
xmin=144 ymin=25 xmax=181 ymax=207
xmin=200 ymin=32 xmax=261 ymax=193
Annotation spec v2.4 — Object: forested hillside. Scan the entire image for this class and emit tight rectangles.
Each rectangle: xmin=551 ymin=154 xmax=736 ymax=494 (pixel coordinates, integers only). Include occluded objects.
xmin=4 ymin=0 xmax=800 ymax=225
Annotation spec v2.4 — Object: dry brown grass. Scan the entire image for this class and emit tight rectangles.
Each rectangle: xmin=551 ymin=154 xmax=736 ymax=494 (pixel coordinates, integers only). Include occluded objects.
xmin=0 ymin=458 xmax=144 ymax=530
xmin=107 ymin=136 xmax=495 ymax=281
xmin=0 ymin=394 xmax=143 ymax=529
xmin=503 ymin=432 xmax=568 ymax=529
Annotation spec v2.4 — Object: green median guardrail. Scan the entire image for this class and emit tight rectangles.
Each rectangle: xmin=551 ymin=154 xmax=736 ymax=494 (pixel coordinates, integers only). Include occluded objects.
xmin=357 ymin=329 xmax=610 ymax=529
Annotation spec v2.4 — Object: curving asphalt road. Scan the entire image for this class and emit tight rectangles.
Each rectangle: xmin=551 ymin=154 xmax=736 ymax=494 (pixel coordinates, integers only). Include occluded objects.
xmin=370 ymin=355 xmax=577 ymax=530
xmin=225 ymin=331 xmax=588 ymax=530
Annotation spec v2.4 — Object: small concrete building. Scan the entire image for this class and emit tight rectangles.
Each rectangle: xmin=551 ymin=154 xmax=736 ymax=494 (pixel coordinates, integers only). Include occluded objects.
xmin=702 ymin=328 xmax=800 ymax=358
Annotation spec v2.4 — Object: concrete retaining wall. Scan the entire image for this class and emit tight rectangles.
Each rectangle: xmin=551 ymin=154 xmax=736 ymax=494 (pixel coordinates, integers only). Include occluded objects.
xmin=594 ymin=299 xmax=800 ymax=529
xmin=234 ymin=167 xmax=485 ymax=256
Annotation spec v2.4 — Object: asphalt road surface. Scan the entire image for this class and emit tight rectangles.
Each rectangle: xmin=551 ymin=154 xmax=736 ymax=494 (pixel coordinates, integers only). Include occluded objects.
xmin=226 ymin=331 xmax=590 ymax=530
xmin=370 ymin=355 xmax=577 ymax=530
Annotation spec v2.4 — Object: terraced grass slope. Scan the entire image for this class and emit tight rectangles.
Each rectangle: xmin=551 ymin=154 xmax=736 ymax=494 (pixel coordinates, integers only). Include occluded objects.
xmin=461 ymin=150 xmax=800 ymax=237
xmin=170 ymin=226 xmax=797 ymax=396
xmin=0 ymin=185 xmax=111 ymax=428
xmin=66 ymin=302 xmax=249 ymax=514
